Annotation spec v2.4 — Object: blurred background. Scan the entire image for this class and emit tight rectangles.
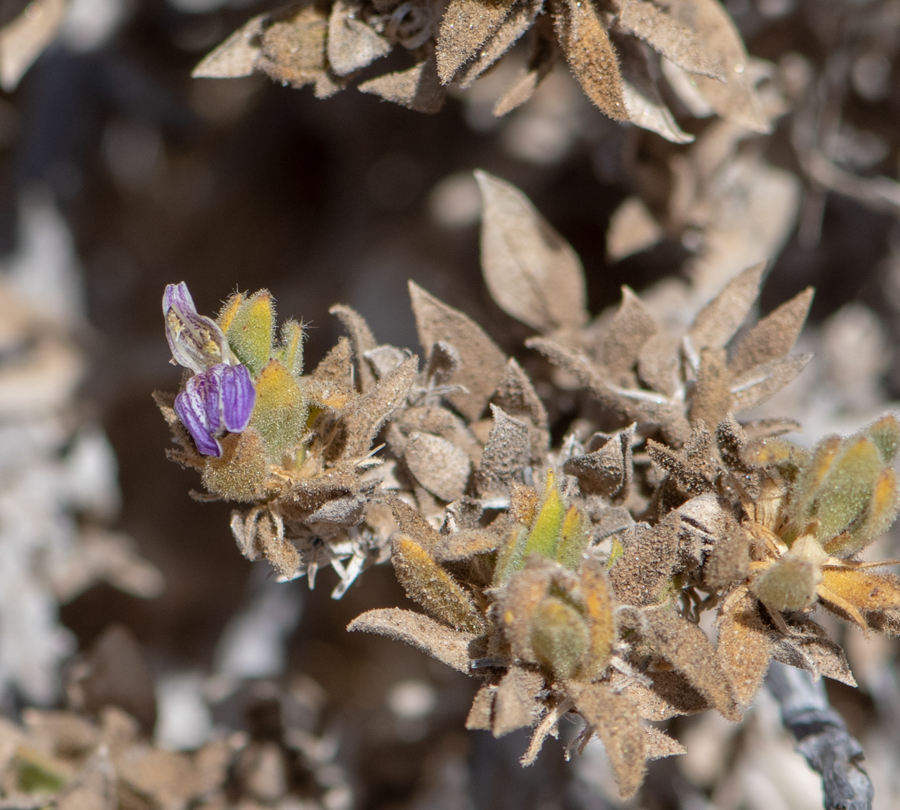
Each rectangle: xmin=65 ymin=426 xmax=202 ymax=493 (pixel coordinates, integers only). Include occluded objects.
xmin=2 ymin=0 xmax=900 ymax=807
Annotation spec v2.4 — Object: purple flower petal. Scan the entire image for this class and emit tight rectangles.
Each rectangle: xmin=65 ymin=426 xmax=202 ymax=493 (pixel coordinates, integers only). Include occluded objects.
xmin=174 ymin=368 xmax=225 ymax=457
xmin=219 ymin=363 xmax=256 ymax=433
xmin=163 ymin=282 xmax=235 ymax=373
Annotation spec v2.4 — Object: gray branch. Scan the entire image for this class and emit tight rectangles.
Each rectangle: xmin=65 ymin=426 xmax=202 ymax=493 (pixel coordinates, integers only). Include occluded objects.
xmin=766 ymin=662 xmax=873 ymax=810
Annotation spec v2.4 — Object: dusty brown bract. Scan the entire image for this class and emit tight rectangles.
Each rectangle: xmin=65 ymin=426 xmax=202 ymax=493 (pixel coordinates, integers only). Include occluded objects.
xmin=192 ymin=0 xmax=771 ymax=140
xmin=160 ymin=171 xmax=900 ymax=800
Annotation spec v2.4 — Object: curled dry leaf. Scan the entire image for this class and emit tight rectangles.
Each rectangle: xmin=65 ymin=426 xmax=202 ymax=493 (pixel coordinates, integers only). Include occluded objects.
xmin=476 ymin=170 xmax=587 ymax=333
xmin=475 ymin=405 xmax=532 ymax=498
xmin=492 ymin=667 xmax=544 ymax=737
xmin=607 ymin=198 xmax=664 ymax=261
xmin=716 ymin=588 xmax=773 ymax=707
xmin=404 ymin=431 xmax=472 ymax=501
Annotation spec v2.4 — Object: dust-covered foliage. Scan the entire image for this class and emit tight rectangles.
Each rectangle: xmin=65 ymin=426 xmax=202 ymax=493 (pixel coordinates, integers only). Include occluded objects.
xmin=158 ymin=172 xmax=900 ymax=799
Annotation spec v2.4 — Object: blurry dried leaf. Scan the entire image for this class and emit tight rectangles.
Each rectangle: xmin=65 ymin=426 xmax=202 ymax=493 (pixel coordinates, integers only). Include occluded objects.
xmin=492 ymin=29 xmax=556 ymax=116
xmin=436 ymin=0 xmax=519 ymax=83
xmin=689 ymin=349 xmax=730 ymax=428
xmin=0 ymin=0 xmax=66 ymax=91
xmin=364 ymin=345 xmax=409 ymax=380
xmin=327 ymin=0 xmax=391 ymax=76
xmin=728 ymin=288 xmax=814 ymax=379
xmin=617 ymin=0 xmax=724 ymax=80
xmin=647 ymin=436 xmax=716 ymax=496
xmin=566 ymin=680 xmax=646 ymax=798
xmin=643 ymin=725 xmax=687 ymax=760
xmin=729 ymin=354 xmax=813 ymax=413
xmin=348 ymin=608 xmax=477 ymax=672
xmin=476 ymin=170 xmax=587 ymax=332
xmin=426 ymin=341 xmax=461 ymax=387
xmin=492 ymin=667 xmax=543 ymax=736
xmin=666 ymin=0 xmax=769 ymax=132
xmin=456 ymin=0 xmax=543 ymax=88
xmin=607 ymin=198 xmax=664 ymax=261
xmin=641 ymin=608 xmax=740 ymax=720
xmin=259 ymin=4 xmax=344 ymax=98
xmin=618 ymin=668 xmax=712 ymax=720
xmin=337 ymin=355 xmax=418 ymax=460
xmin=409 ymin=281 xmax=507 ymax=421
xmin=616 ymin=35 xmax=695 ymax=144
xmin=193 ymin=13 xmax=264 ymax=79
xmin=307 ymin=493 xmax=367 ymax=525
xmin=466 ymin=684 xmax=495 ymax=730
xmin=65 ymin=625 xmax=156 ymax=734
xmin=330 ymin=304 xmax=377 ymax=392
xmin=359 ymin=55 xmax=446 ymax=113
xmin=600 ymin=287 xmax=658 ymax=382
xmin=703 ymin=524 xmax=749 ymax=590
xmin=55 ymin=747 xmax=116 ymax=810
xmin=392 ymin=535 xmax=485 ymax=632
xmin=687 ymin=262 xmax=765 ymax=353
xmin=716 ymin=588 xmax=772 ymax=707
xmin=475 ymin=405 xmax=531 ymax=498
xmin=554 ymin=0 xmax=627 ymax=121
xmin=404 ymin=431 xmax=472 ymax=501
xmin=382 ymin=492 xmax=442 ymax=552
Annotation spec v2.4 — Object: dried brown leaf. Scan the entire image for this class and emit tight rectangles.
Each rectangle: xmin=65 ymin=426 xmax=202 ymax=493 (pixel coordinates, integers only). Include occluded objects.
xmin=728 ymin=288 xmax=814 ymax=379
xmin=687 ymin=262 xmax=765 ymax=353
xmin=617 ymin=0 xmax=724 ymax=80
xmin=382 ymin=492 xmax=442 ymax=551
xmin=259 ymin=4 xmax=345 ymax=97
xmin=664 ymin=0 xmax=769 ymax=132
xmin=772 ymin=619 xmax=857 ymax=687
xmin=637 ymin=331 xmax=680 ymax=397
xmin=358 ymin=55 xmax=446 ymax=113
xmin=563 ymin=424 xmax=634 ymax=498
xmin=554 ymin=0 xmax=627 ymax=121
xmin=193 ymin=13 xmax=265 ymax=78
xmin=349 ymin=608 xmax=477 ymax=672
xmin=330 ymin=304 xmax=377 ymax=392
xmin=643 ymin=725 xmax=687 ymax=760
xmin=703 ymin=523 xmax=749 ymax=591
xmin=607 ymin=197 xmax=664 ymax=262
xmin=409 ymin=281 xmax=507 ymax=421
xmin=600 ymin=287 xmax=659 ymax=383
xmin=337 ymin=355 xmax=418 ymax=460
xmin=617 ymin=668 xmax=712 ymax=720
xmin=436 ymin=0 xmax=519 ymax=83
xmin=466 ymin=684 xmax=496 ymax=729
xmin=609 ymin=522 xmax=678 ymax=606
xmin=566 ymin=680 xmax=646 ymax=798
xmin=492 ymin=357 xmax=550 ymax=456
xmin=647 ymin=438 xmax=716 ymax=497
xmin=404 ymin=431 xmax=472 ymax=501
xmin=729 ymin=354 xmax=813 ymax=413
xmin=0 ymin=0 xmax=67 ymax=91
xmin=475 ymin=405 xmax=532 ymax=498
xmin=716 ymin=588 xmax=772 ymax=707
xmin=580 ymin=559 xmax=616 ymax=677
xmin=306 ymin=337 xmax=354 ymax=408
xmin=641 ymin=608 xmax=741 ymax=720
xmin=689 ymin=348 xmax=731 ymax=429
xmin=476 ymin=170 xmax=587 ymax=333
xmin=327 ymin=0 xmax=391 ymax=76
xmin=492 ymin=667 xmax=544 ymax=736
xmin=456 ymin=0 xmax=543 ymax=88
xmin=615 ymin=34 xmax=695 ymax=144
xmin=492 ymin=29 xmax=556 ymax=116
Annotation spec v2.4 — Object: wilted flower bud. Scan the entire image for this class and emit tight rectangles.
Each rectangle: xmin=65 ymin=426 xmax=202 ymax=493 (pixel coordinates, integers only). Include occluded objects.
xmin=163 ymin=282 xmax=237 ymax=372
xmin=174 ymin=363 xmax=256 ymax=457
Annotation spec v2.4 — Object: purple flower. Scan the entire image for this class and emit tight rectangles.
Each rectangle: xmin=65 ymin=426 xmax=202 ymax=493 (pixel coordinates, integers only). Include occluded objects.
xmin=163 ymin=282 xmax=236 ymax=373
xmin=174 ymin=363 xmax=257 ymax=457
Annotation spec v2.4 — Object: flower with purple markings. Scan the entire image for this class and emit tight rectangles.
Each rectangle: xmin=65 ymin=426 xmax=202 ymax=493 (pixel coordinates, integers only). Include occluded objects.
xmin=164 ymin=282 xmax=257 ymax=457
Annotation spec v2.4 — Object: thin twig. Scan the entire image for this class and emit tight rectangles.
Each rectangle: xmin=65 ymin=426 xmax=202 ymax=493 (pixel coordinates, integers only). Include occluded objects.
xmin=766 ymin=662 xmax=873 ymax=810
